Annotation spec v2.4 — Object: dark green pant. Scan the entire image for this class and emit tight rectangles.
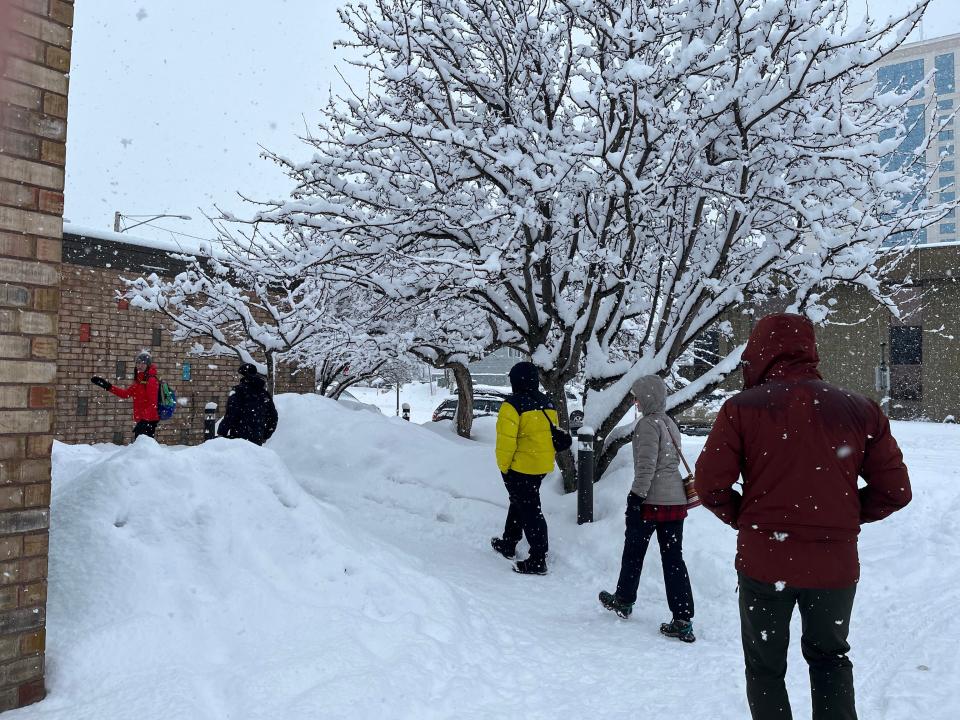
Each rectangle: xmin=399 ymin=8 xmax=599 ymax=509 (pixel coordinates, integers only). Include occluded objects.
xmin=738 ymin=572 xmax=857 ymax=720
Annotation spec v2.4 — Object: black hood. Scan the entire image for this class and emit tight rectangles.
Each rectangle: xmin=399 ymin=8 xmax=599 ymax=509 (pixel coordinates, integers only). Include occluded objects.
xmin=238 ymin=374 xmax=267 ymax=392
xmin=508 ymin=362 xmax=539 ymax=395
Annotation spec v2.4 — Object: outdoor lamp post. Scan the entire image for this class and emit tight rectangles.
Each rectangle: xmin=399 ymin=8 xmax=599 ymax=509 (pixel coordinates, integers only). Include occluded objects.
xmin=114 ymin=212 xmax=192 ymax=232
xmin=401 ymin=402 xmax=411 ymax=421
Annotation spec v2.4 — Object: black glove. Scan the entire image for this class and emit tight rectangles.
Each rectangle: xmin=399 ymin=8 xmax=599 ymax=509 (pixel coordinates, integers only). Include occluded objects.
xmin=91 ymin=376 xmax=112 ymax=390
xmin=627 ymin=492 xmax=646 ymax=508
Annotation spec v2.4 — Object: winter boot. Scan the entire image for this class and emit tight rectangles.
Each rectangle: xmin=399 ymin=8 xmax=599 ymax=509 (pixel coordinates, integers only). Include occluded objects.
xmin=660 ymin=618 xmax=696 ymax=643
xmin=490 ymin=537 xmax=516 ymax=560
xmin=598 ymin=591 xmax=633 ymax=619
xmin=513 ymin=557 xmax=547 ymax=575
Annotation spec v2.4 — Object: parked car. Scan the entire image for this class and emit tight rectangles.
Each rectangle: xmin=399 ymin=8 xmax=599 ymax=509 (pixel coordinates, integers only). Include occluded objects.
xmin=432 ymin=392 xmax=506 ymax=422
xmin=565 ymin=388 xmax=584 ymax=428
xmin=337 ymin=390 xmax=383 ymax=414
xmin=673 ymin=389 xmax=730 ymax=435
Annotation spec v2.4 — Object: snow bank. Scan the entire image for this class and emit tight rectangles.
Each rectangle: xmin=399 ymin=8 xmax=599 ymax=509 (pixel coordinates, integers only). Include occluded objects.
xmin=20 ymin=396 xmax=960 ymax=719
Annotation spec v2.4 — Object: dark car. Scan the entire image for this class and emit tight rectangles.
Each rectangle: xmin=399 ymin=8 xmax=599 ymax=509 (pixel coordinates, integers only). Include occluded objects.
xmin=432 ymin=393 xmax=506 ymax=422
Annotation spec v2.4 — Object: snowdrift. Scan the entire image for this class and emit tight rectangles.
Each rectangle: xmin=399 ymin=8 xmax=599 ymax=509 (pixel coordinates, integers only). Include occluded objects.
xmin=18 ymin=395 xmax=960 ymax=719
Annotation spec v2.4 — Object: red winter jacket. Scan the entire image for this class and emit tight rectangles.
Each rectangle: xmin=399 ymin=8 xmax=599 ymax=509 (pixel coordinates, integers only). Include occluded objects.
xmin=694 ymin=314 xmax=911 ymax=588
xmin=110 ymin=364 xmax=160 ymax=422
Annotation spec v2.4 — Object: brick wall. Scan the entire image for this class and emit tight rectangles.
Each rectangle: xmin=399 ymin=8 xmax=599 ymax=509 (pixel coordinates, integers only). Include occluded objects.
xmin=0 ymin=0 xmax=74 ymax=710
xmin=56 ymin=233 xmax=315 ymax=446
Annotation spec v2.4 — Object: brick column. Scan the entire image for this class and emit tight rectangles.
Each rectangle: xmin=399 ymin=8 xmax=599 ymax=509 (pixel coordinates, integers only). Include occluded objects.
xmin=0 ymin=0 xmax=73 ymax=710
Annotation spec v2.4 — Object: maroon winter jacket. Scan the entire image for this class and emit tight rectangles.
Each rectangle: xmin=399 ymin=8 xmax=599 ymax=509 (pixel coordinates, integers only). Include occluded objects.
xmin=694 ymin=314 xmax=911 ymax=588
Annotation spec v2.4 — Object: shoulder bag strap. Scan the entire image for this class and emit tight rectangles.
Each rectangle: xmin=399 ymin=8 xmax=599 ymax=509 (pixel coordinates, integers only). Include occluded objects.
xmin=540 ymin=408 xmax=556 ymax=429
xmin=664 ymin=423 xmax=693 ymax=476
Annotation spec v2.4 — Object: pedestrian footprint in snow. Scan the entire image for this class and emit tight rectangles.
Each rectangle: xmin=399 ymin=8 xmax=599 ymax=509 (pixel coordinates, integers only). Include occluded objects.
xmin=695 ymin=313 xmax=912 ymax=720
xmin=91 ymin=349 xmax=160 ymax=440
xmin=490 ymin=362 xmax=559 ymax=575
xmin=599 ymin=375 xmax=696 ymax=643
xmin=217 ymin=363 xmax=278 ymax=446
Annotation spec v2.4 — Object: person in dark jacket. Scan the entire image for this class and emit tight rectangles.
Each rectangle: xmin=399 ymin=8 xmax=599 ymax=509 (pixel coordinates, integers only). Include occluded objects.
xmin=217 ymin=363 xmax=279 ymax=446
xmin=91 ymin=349 xmax=160 ymax=439
xmin=490 ymin=362 xmax=558 ymax=575
xmin=695 ymin=314 xmax=911 ymax=720
xmin=598 ymin=375 xmax=695 ymax=642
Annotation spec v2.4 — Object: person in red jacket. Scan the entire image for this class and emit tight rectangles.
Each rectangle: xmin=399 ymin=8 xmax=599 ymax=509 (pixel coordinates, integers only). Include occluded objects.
xmin=695 ymin=313 xmax=911 ymax=720
xmin=91 ymin=349 xmax=160 ymax=440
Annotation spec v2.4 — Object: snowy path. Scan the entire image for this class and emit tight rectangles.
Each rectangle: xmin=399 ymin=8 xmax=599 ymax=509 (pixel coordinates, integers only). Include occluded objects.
xmin=19 ymin=395 xmax=960 ymax=719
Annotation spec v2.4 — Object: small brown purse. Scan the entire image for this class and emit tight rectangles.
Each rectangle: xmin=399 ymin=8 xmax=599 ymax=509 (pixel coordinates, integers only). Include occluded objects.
xmin=666 ymin=428 xmax=701 ymax=509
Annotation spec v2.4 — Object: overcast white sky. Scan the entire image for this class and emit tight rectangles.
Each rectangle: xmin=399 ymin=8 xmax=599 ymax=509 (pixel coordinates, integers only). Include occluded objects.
xmin=64 ymin=0 xmax=960 ymax=244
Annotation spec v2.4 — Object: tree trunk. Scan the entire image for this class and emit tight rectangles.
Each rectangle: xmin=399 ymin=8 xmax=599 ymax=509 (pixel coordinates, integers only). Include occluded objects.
xmin=265 ymin=352 xmax=276 ymax=395
xmin=540 ymin=373 xmax=577 ymax=493
xmin=450 ymin=362 xmax=474 ymax=439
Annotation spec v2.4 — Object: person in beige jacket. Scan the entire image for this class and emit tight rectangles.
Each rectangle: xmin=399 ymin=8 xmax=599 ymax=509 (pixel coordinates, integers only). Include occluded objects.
xmin=599 ymin=375 xmax=696 ymax=642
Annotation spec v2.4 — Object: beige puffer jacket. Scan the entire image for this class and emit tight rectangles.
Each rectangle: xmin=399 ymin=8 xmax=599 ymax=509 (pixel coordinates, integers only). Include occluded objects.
xmin=630 ymin=375 xmax=687 ymax=505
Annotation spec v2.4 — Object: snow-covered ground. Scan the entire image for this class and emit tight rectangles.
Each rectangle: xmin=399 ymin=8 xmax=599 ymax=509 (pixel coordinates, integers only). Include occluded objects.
xmin=16 ymin=395 xmax=958 ymax=718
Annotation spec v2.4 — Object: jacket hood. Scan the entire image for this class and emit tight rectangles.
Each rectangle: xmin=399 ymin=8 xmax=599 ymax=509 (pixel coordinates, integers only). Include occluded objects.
xmin=508 ymin=361 xmax=539 ymax=395
xmin=136 ymin=364 xmax=157 ymax=381
xmin=741 ymin=313 xmax=822 ymax=389
xmin=239 ymin=374 xmax=266 ymax=391
xmin=631 ymin=375 xmax=667 ymax=415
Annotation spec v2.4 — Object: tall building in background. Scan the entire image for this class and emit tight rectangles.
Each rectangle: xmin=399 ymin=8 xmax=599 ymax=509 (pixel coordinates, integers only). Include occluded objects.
xmin=876 ymin=33 xmax=959 ymax=245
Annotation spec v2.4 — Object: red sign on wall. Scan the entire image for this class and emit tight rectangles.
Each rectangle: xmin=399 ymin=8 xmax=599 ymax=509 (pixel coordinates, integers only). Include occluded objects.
xmin=79 ymin=323 xmax=90 ymax=342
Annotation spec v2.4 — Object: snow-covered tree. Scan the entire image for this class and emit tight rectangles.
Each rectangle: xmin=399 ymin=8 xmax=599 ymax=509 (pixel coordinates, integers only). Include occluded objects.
xmin=255 ymin=0 xmax=951 ymax=484
xmin=124 ymin=226 xmax=398 ymax=394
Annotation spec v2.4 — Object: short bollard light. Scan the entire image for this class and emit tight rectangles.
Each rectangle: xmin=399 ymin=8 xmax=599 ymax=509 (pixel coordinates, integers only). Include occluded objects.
xmin=577 ymin=426 xmax=595 ymax=524
xmin=204 ymin=402 xmax=218 ymax=441
xmin=401 ymin=402 xmax=411 ymax=421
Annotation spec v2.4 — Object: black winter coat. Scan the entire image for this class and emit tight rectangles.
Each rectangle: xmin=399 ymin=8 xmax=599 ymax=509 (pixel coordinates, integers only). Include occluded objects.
xmin=217 ymin=376 xmax=279 ymax=445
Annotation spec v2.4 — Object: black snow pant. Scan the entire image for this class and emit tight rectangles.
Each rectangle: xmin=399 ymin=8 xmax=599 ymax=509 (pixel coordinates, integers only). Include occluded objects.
xmin=501 ymin=470 xmax=548 ymax=561
xmin=133 ymin=420 xmax=158 ymax=439
xmin=738 ymin=572 xmax=857 ymax=720
xmin=615 ymin=494 xmax=694 ymax=619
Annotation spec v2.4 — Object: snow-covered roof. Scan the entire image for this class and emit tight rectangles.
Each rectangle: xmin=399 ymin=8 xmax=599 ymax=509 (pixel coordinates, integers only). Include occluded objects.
xmin=63 ymin=222 xmax=213 ymax=257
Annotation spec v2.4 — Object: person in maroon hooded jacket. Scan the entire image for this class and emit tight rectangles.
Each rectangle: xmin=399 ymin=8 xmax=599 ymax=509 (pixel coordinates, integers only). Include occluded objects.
xmin=695 ymin=314 xmax=911 ymax=720
xmin=91 ymin=349 xmax=160 ymax=440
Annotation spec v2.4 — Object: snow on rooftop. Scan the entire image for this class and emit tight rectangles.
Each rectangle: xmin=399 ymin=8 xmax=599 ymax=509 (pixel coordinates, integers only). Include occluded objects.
xmin=64 ymin=222 xmax=214 ymax=257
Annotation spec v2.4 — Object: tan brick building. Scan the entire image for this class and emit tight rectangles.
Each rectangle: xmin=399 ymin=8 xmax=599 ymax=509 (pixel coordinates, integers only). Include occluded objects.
xmin=57 ymin=226 xmax=315 ymax=446
xmin=0 ymin=0 xmax=73 ymax=709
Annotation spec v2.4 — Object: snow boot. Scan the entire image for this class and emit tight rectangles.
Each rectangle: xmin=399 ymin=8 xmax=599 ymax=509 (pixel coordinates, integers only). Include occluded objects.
xmin=513 ymin=557 xmax=547 ymax=575
xmin=598 ymin=591 xmax=633 ymax=619
xmin=660 ymin=618 xmax=696 ymax=643
xmin=490 ymin=537 xmax=516 ymax=559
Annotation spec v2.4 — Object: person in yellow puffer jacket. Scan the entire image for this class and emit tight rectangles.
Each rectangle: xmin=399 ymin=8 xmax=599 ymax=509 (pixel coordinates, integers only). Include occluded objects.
xmin=490 ymin=361 xmax=558 ymax=575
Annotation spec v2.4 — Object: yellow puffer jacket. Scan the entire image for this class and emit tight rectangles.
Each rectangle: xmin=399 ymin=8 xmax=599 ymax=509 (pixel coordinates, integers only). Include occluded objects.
xmin=495 ymin=396 xmax=558 ymax=475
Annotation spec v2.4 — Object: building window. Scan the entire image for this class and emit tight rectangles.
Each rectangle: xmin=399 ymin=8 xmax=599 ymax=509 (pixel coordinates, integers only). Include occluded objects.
xmin=942 ymin=144 xmax=956 ymax=156
xmin=941 ymin=223 xmax=956 ymax=235
xmin=151 ymin=328 xmax=162 ymax=346
xmin=112 ymin=431 xmax=125 ymax=445
xmin=115 ymin=360 xmax=127 ymax=379
xmin=940 ymin=176 xmax=955 ymax=188
xmin=881 ymin=105 xmax=926 ymax=170
xmin=878 ymin=59 xmax=925 ymax=96
xmin=890 ymin=326 xmax=922 ymax=365
xmin=891 ymin=366 xmax=923 ymax=402
xmin=943 ymin=160 xmax=956 ymax=172
xmin=940 ymin=129 xmax=955 ymax=142
xmin=940 ymin=99 xmax=955 ymax=109
xmin=76 ymin=397 xmax=88 ymax=417
xmin=936 ymin=53 xmax=956 ymax=96
xmin=942 ymin=191 xmax=956 ymax=203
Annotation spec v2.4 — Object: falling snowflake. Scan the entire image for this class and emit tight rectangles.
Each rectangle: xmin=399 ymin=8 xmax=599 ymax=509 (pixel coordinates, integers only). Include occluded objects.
xmin=136 ymin=8 xmax=148 ymax=21
xmin=774 ymin=581 xmax=786 ymax=591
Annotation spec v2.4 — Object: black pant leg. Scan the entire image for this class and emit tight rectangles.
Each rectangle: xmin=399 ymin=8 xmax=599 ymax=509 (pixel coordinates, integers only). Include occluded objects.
xmin=614 ymin=499 xmax=656 ymax=604
xmin=133 ymin=421 xmax=157 ymax=439
xmin=738 ymin=572 xmax=798 ymax=720
xmin=655 ymin=520 xmax=695 ymax=621
xmin=502 ymin=471 xmax=548 ymax=560
xmin=797 ymin=585 xmax=858 ymax=720
xmin=501 ymin=472 xmax=524 ymax=548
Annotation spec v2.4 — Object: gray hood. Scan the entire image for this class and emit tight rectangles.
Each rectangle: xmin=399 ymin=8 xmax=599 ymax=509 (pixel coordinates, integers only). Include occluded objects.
xmin=631 ymin=375 xmax=667 ymax=415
